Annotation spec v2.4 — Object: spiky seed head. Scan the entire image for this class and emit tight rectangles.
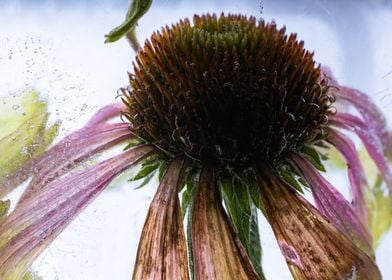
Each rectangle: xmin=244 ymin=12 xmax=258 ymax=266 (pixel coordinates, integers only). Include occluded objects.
xmin=122 ymin=14 xmax=334 ymax=169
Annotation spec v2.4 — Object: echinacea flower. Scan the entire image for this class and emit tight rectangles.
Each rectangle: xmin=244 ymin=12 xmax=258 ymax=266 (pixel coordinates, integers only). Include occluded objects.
xmin=1 ymin=2 xmax=391 ymax=280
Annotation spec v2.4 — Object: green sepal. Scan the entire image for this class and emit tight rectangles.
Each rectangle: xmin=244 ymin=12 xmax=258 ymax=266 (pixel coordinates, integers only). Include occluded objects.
xmin=218 ymin=172 xmax=265 ymax=279
xmin=181 ymin=168 xmax=199 ymax=280
xmin=249 ymin=206 xmax=265 ymax=280
xmin=104 ymin=0 xmax=153 ymax=43
xmin=132 ymin=172 xmax=156 ymax=190
xmin=219 ymin=175 xmax=252 ymax=246
xmin=128 ymin=156 xmax=161 ymax=189
xmin=249 ymin=178 xmax=265 ymax=214
xmin=279 ymin=170 xmax=305 ymax=194
xmin=297 ymin=176 xmax=310 ymax=188
xmin=158 ymin=161 xmax=169 ymax=182
xmin=300 ymin=146 xmax=326 ymax=172
xmin=181 ymin=169 xmax=198 ymax=217
xmin=123 ymin=138 xmax=143 ymax=151
xmin=129 ymin=159 xmax=160 ymax=181
xmin=186 ymin=204 xmax=195 ymax=280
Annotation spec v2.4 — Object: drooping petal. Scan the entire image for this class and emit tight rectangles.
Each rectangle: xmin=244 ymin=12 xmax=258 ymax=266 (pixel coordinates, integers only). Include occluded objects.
xmin=257 ymin=167 xmax=380 ymax=280
xmin=132 ymin=157 xmax=189 ymax=280
xmin=330 ymin=113 xmax=392 ymax=193
xmin=334 ymin=86 xmax=388 ymax=150
xmin=290 ymin=153 xmax=373 ymax=257
xmin=19 ymin=122 xmax=133 ymax=203
xmin=191 ymin=167 xmax=259 ymax=280
xmin=326 ymin=128 xmax=370 ymax=220
xmin=0 ymin=145 xmax=154 ymax=279
xmin=86 ymin=102 xmax=125 ymax=126
xmin=320 ymin=67 xmax=388 ymax=150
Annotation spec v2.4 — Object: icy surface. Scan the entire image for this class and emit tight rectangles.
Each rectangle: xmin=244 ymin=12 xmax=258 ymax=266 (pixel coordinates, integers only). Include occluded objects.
xmin=1 ymin=1 xmax=391 ymax=279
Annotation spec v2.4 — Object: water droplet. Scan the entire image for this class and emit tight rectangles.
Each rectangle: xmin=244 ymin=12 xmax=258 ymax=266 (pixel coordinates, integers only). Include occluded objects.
xmin=12 ymin=105 xmax=20 ymax=110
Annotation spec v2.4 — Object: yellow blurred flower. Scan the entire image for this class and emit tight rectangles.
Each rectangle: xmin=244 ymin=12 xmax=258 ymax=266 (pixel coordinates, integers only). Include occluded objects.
xmin=0 ymin=91 xmax=59 ymax=199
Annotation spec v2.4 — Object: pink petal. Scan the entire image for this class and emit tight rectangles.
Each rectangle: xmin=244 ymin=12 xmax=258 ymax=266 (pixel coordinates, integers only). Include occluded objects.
xmin=257 ymin=167 xmax=380 ymax=279
xmin=330 ymin=113 xmax=392 ymax=194
xmin=326 ymin=128 xmax=370 ymax=220
xmin=291 ymin=153 xmax=373 ymax=256
xmin=321 ymin=66 xmax=389 ymax=153
xmin=132 ymin=158 xmax=189 ymax=279
xmin=86 ymin=102 xmax=125 ymax=126
xmin=20 ymin=122 xmax=133 ymax=203
xmin=0 ymin=145 xmax=154 ymax=279
xmin=336 ymin=87 xmax=388 ymax=148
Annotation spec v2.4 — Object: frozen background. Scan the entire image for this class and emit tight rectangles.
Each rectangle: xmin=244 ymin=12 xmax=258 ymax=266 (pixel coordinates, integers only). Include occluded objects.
xmin=1 ymin=0 xmax=392 ymax=279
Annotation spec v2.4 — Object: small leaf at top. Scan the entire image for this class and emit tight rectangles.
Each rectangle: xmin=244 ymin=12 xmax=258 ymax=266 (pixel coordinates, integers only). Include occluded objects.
xmin=104 ymin=0 xmax=153 ymax=43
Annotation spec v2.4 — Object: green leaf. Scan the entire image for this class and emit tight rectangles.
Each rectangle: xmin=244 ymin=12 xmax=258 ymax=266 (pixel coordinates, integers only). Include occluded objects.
xmin=104 ymin=0 xmax=153 ymax=43
xmin=300 ymin=146 xmax=326 ymax=172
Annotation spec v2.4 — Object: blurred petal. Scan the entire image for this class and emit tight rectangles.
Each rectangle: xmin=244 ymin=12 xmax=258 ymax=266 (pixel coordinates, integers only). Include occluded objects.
xmin=191 ymin=168 xmax=259 ymax=280
xmin=86 ymin=102 xmax=125 ymax=126
xmin=257 ymin=167 xmax=380 ymax=280
xmin=0 ymin=91 xmax=59 ymax=198
xmin=326 ymin=129 xmax=370 ymax=220
xmin=330 ymin=113 xmax=392 ymax=193
xmin=20 ymin=122 xmax=133 ymax=203
xmin=291 ymin=153 xmax=373 ymax=256
xmin=0 ymin=145 xmax=154 ymax=279
xmin=388 ymin=132 xmax=392 ymax=161
xmin=132 ymin=158 xmax=189 ymax=279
